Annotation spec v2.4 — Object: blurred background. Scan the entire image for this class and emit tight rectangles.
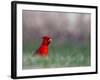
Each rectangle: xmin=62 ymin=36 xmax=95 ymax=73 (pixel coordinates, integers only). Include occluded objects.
xmin=22 ymin=10 xmax=91 ymax=69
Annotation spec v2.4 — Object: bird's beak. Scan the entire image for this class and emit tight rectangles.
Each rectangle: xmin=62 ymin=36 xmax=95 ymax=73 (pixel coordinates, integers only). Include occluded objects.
xmin=49 ymin=38 xmax=52 ymax=42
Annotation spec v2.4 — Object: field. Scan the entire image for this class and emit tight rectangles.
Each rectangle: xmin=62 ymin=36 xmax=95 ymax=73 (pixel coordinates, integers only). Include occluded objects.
xmin=22 ymin=40 xmax=90 ymax=69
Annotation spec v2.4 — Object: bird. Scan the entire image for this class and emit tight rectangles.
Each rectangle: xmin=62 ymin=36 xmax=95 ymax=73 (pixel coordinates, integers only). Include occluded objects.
xmin=32 ymin=35 xmax=52 ymax=57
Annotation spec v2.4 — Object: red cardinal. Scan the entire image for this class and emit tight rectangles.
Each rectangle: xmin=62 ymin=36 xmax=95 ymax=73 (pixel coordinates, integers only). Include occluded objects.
xmin=32 ymin=36 xmax=52 ymax=57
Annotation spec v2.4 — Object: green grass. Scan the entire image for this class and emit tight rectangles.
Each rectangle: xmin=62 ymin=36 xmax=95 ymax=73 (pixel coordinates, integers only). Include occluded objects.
xmin=22 ymin=40 xmax=90 ymax=69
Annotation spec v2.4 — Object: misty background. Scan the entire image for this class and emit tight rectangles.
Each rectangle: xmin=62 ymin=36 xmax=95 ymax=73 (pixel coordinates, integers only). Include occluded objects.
xmin=22 ymin=10 xmax=91 ymax=44
xmin=22 ymin=10 xmax=91 ymax=69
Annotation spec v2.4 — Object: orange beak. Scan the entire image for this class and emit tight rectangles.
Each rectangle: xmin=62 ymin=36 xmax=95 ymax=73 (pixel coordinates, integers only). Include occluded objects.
xmin=49 ymin=38 xmax=52 ymax=43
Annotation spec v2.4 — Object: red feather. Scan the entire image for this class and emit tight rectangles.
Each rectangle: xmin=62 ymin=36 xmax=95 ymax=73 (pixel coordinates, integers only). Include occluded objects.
xmin=32 ymin=36 xmax=52 ymax=57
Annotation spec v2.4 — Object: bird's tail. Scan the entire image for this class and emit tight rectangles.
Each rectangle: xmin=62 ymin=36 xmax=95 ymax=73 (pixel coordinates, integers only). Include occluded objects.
xmin=32 ymin=50 xmax=38 ymax=56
